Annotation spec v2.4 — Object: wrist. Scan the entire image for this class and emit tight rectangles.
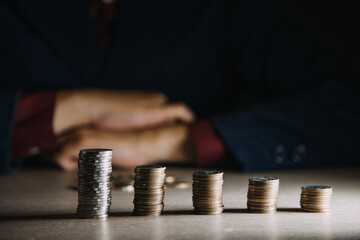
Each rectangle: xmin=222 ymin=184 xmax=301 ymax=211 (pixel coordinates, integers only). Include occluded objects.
xmin=53 ymin=90 xmax=92 ymax=134
xmin=148 ymin=125 xmax=195 ymax=164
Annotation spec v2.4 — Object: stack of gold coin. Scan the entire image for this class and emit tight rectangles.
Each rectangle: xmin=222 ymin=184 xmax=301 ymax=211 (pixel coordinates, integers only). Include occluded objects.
xmin=133 ymin=165 xmax=166 ymax=216
xmin=247 ymin=177 xmax=279 ymax=213
xmin=300 ymin=185 xmax=333 ymax=212
xmin=192 ymin=170 xmax=224 ymax=215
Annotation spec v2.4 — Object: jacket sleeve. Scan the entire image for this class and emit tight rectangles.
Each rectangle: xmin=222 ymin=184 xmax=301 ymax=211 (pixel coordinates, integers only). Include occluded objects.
xmin=212 ymin=81 xmax=360 ymax=172
xmin=0 ymin=90 xmax=21 ymax=173
xmin=10 ymin=91 xmax=57 ymax=161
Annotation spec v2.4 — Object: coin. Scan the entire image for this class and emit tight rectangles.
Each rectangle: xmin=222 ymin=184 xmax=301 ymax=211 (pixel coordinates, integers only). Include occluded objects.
xmin=247 ymin=177 xmax=279 ymax=213
xmin=133 ymin=165 xmax=166 ymax=216
xmin=192 ymin=170 xmax=224 ymax=215
xmin=76 ymin=149 xmax=112 ymax=219
xmin=300 ymin=185 xmax=332 ymax=212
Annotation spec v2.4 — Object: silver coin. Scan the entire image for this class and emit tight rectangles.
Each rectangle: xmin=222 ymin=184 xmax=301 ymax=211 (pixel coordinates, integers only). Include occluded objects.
xmin=77 ymin=149 xmax=112 ymax=219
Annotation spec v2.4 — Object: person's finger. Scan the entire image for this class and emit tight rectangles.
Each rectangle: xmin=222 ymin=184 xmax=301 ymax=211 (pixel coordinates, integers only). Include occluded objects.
xmin=53 ymin=128 xmax=93 ymax=171
xmin=106 ymin=102 xmax=195 ymax=130
xmin=93 ymin=102 xmax=194 ymax=131
xmin=142 ymin=92 xmax=168 ymax=106
xmin=123 ymin=90 xmax=168 ymax=106
xmin=152 ymin=102 xmax=195 ymax=124
xmin=53 ymin=148 xmax=78 ymax=172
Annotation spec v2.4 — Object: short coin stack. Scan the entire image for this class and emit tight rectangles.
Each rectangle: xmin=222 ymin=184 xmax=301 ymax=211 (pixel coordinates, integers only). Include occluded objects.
xmin=133 ymin=165 xmax=166 ymax=216
xmin=300 ymin=185 xmax=333 ymax=212
xmin=192 ymin=170 xmax=224 ymax=215
xmin=247 ymin=177 xmax=279 ymax=213
xmin=77 ymin=149 xmax=113 ymax=219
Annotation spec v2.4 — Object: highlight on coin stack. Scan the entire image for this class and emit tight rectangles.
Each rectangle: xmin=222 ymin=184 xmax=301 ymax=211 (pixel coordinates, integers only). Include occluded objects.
xmin=247 ymin=177 xmax=279 ymax=213
xmin=133 ymin=165 xmax=166 ymax=216
xmin=77 ymin=149 xmax=113 ymax=219
xmin=192 ymin=170 xmax=224 ymax=215
xmin=300 ymin=185 xmax=333 ymax=212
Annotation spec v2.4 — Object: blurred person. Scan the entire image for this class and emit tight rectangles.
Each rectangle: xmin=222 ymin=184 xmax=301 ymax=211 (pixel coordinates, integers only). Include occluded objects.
xmin=1 ymin=0 xmax=359 ymax=173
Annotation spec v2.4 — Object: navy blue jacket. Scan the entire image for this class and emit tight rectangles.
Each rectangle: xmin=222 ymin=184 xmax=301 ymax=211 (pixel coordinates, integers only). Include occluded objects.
xmin=1 ymin=0 xmax=359 ymax=172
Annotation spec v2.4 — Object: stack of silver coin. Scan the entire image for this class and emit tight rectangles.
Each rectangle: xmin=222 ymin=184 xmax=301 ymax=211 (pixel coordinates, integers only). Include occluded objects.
xmin=192 ymin=170 xmax=224 ymax=215
xmin=133 ymin=165 xmax=166 ymax=216
xmin=300 ymin=185 xmax=333 ymax=212
xmin=77 ymin=149 xmax=113 ymax=219
xmin=247 ymin=177 xmax=279 ymax=213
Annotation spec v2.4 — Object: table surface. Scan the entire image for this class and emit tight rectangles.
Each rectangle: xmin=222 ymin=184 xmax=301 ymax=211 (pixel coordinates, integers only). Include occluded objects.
xmin=0 ymin=167 xmax=360 ymax=240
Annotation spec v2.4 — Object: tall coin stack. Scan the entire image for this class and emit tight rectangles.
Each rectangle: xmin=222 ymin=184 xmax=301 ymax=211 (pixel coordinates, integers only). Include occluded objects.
xmin=133 ymin=165 xmax=166 ymax=216
xmin=192 ymin=170 xmax=224 ymax=215
xmin=77 ymin=149 xmax=113 ymax=219
xmin=300 ymin=185 xmax=333 ymax=212
xmin=247 ymin=177 xmax=279 ymax=213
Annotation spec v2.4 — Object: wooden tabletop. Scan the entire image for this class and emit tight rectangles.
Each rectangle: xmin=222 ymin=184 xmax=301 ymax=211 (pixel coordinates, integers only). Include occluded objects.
xmin=1 ymin=167 xmax=360 ymax=240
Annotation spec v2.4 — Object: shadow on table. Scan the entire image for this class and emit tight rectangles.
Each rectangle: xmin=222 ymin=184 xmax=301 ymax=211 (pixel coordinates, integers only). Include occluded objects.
xmin=0 ymin=212 xmax=136 ymax=220
xmin=0 ymin=213 xmax=77 ymax=221
xmin=112 ymin=210 xmax=194 ymax=216
xmin=0 ymin=208 xmax=304 ymax=220
xmin=224 ymin=208 xmax=303 ymax=214
xmin=277 ymin=208 xmax=303 ymax=213
xmin=139 ymin=208 xmax=303 ymax=215
xmin=109 ymin=212 xmax=133 ymax=217
xmin=162 ymin=210 xmax=193 ymax=215
xmin=223 ymin=208 xmax=248 ymax=214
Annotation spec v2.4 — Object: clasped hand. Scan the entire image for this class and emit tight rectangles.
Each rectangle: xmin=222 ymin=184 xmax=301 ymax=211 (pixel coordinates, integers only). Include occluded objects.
xmin=52 ymin=89 xmax=195 ymax=171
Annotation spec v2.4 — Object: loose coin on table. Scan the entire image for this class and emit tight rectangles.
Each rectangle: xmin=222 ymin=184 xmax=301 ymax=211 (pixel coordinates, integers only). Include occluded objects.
xmin=192 ymin=170 xmax=224 ymax=215
xmin=300 ymin=185 xmax=333 ymax=212
xmin=247 ymin=177 xmax=279 ymax=213
xmin=133 ymin=165 xmax=166 ymax=216
xmin=77 ymin=149 xmax=113 ymax=219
